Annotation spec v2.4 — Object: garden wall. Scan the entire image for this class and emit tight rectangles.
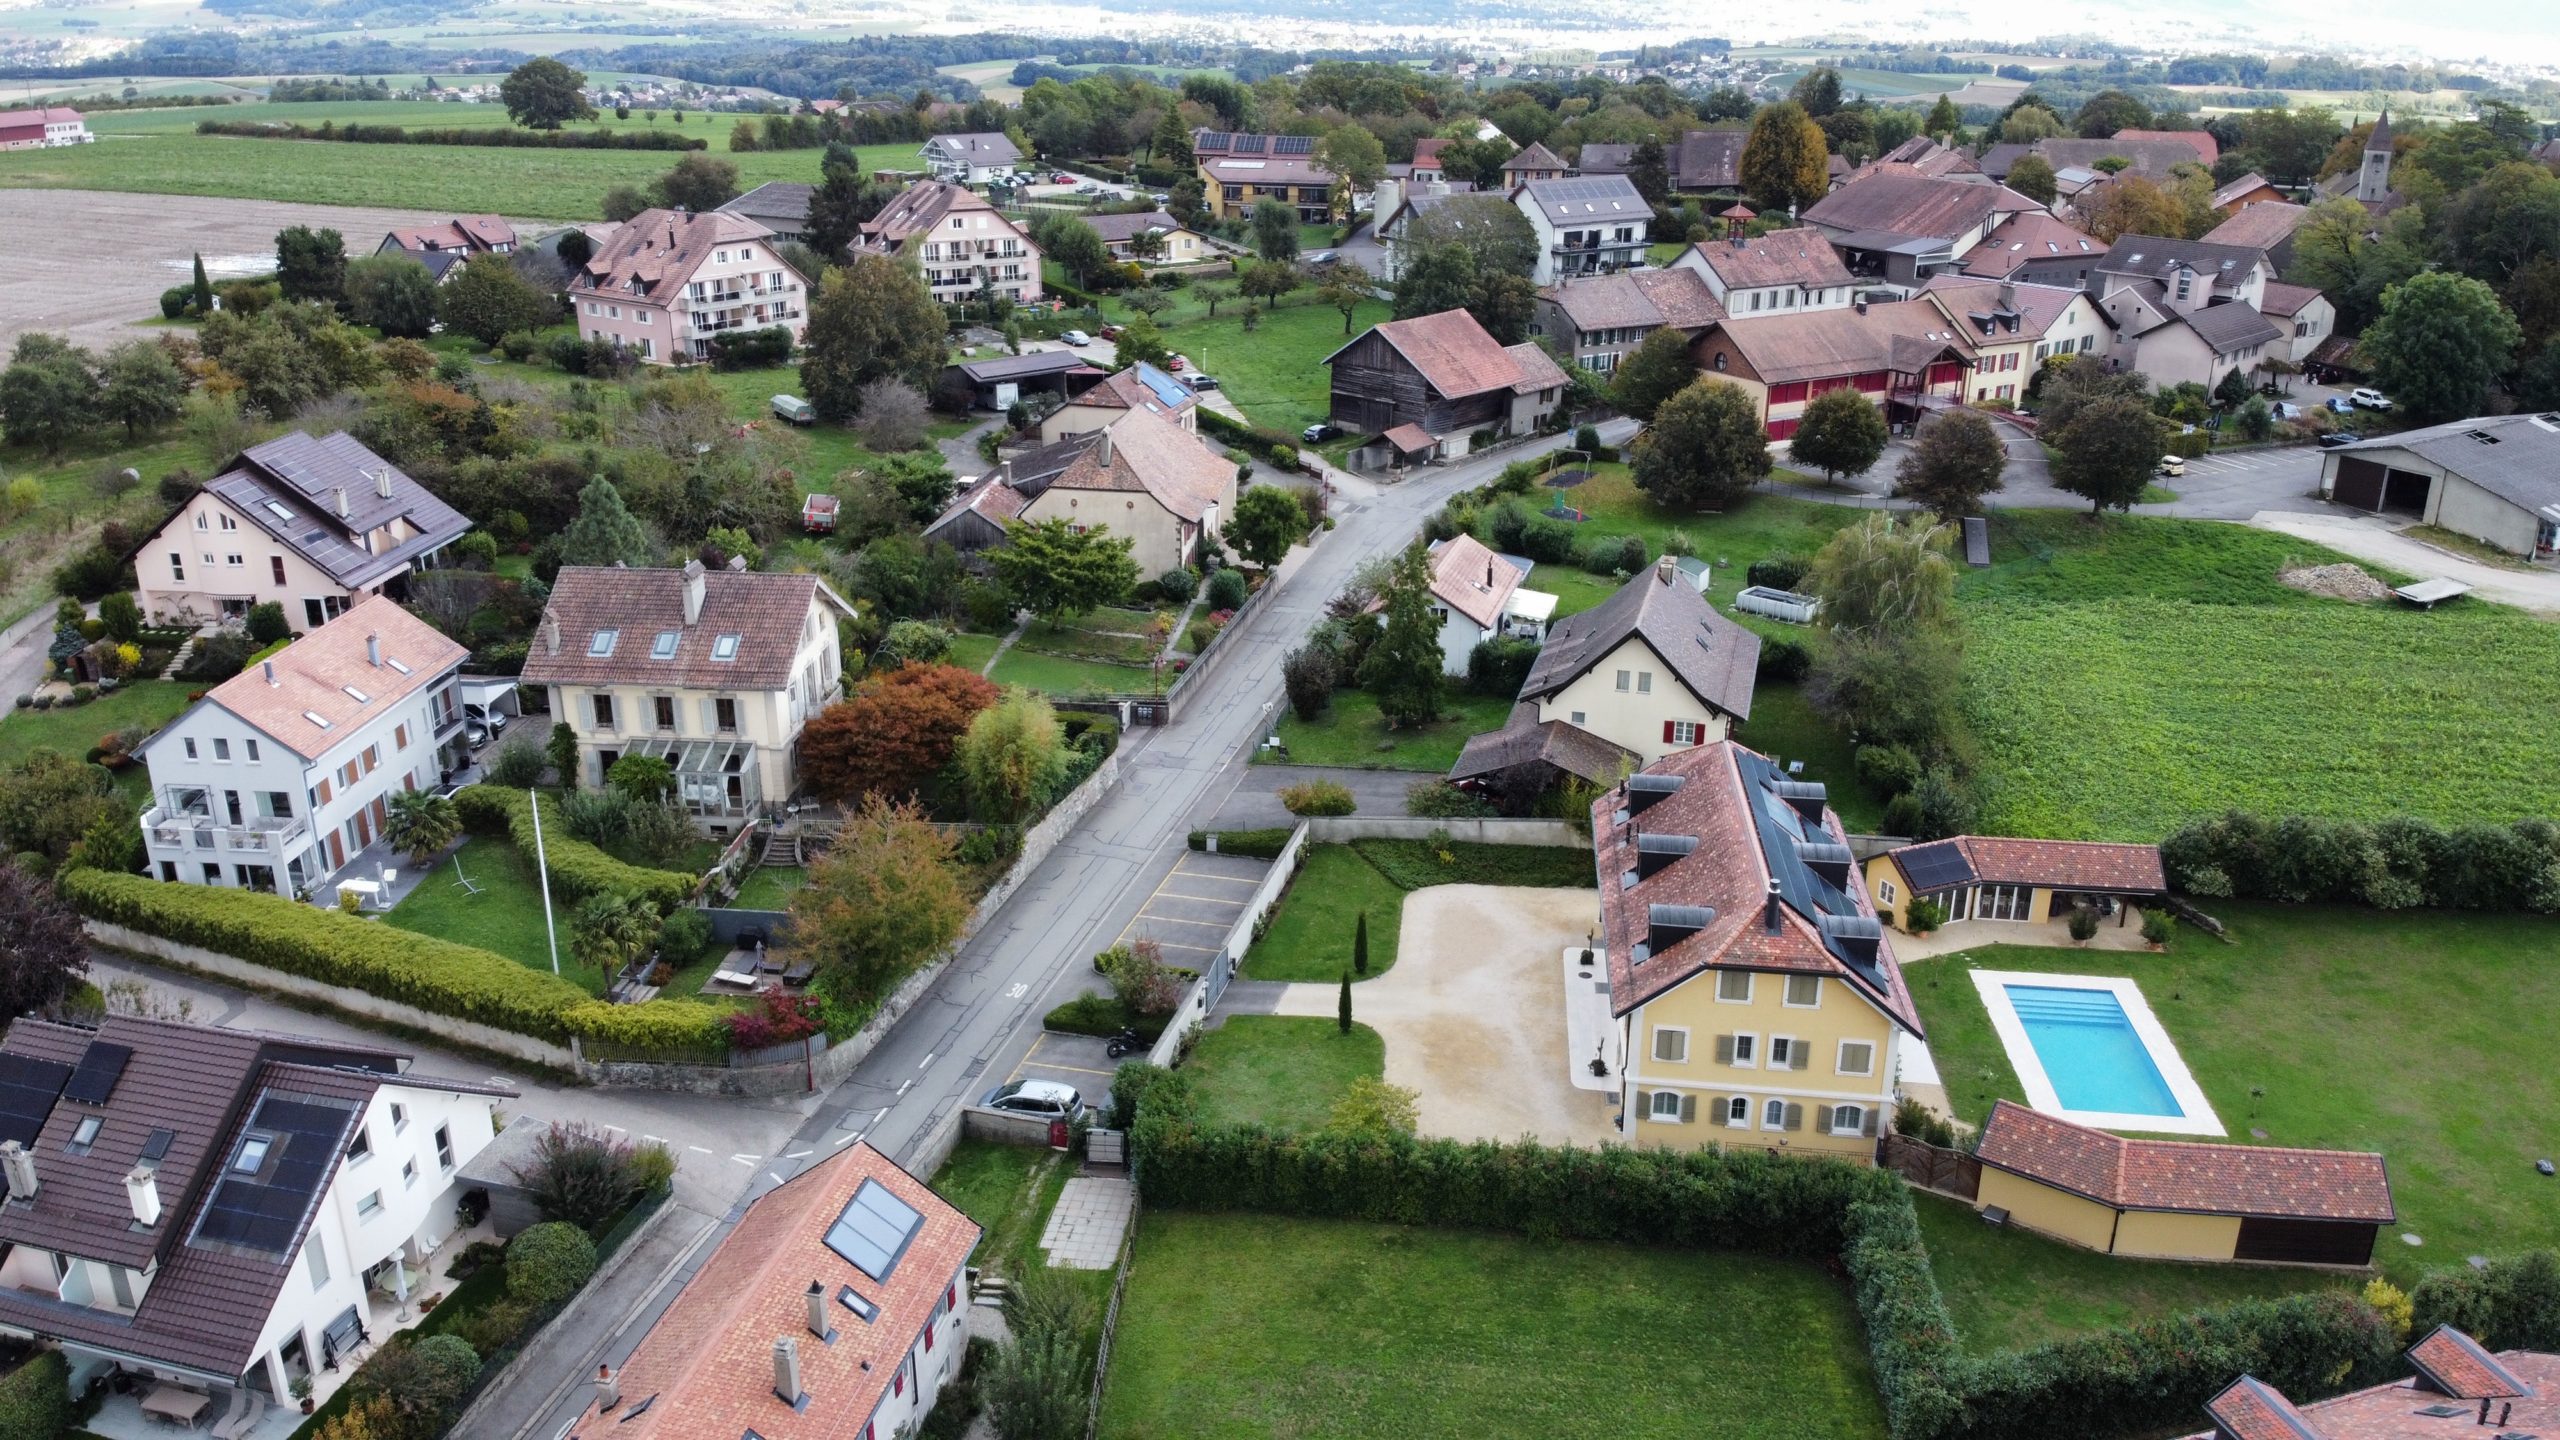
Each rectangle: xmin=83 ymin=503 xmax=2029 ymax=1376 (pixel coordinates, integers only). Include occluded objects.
xmin=703 ymin=906 xmax=791 ymax=945
xmin=1147 ymin=822 xmax=1305 ymax=1068
xmin=1158 ymin=580 xmax=1272 ymax=724
xmin=1301 ymin=816 xmax=1583 ymax=846
xmin=961 ymin=1105 xmax=1061 ymax=1147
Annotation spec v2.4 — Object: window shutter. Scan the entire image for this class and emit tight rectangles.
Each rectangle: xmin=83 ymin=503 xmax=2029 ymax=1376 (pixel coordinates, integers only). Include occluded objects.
xmin=1783 ymin=1103 xmax=1804 ymax=1132
xmin=1662 ymin=720 xmax=1676 ymax=743
xmin=1636 ymin=1089 xmax=1653 ymax=1119
xmin=1714 ymin=1034 xmax=1734 ymax=1066
xmin=699 ymin=698 xmax=715 ymax=731
xmin=1792 ymin=1046 xmax=1810 ymax=1072
xmin=1678 ymin=1093 xmax=1696 ymax=1123
xmin=1863 ymin=1107 xmax=1879 ymax=1138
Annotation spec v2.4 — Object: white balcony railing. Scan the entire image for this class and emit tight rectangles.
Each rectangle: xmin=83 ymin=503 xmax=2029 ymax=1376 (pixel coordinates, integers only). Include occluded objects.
xmin=143 ymin=807 xmax=308 ymax=853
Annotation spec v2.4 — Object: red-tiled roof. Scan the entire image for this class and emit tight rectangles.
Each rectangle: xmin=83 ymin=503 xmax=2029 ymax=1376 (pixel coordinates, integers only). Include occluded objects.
xmin=1426 ymin=533 xmax=1522 ymax=629
xmin=2405 ymin=1324 xmax=2530 ymax=1399
xmin=2257 ymin=280 xmax=2325 ymax=319
xmin=1046 ymin=406 xmax=1233 ymax=522
xmin=523 ymin=564 xmax=839 ymax=691
xmin=2115 ymin=128 xmax=2220 ymax=166
xmin=1351 ymin=310 xmax=1524 ymax=399
xmin=202 ymin=593 xmax=465 ymax=760
xmin=1684 ymin=226 xmax=1855 ymax=291
xmin=1888 ymin=835 xmax=2165 ymax=893
xmin=1976 ymin=1101 xmax=2395 ymax=1222
xmin=573 ymin=208 xmax=784 ymax=302
xmin=1503 ymin=341 xmax=1567 ymax=395
xmin=2175 ymin=1347 xmax=2560 ymax=1440
xmin=1380 ymin=422 xmax=1437 ymax=452
xmin=573 ymin=1143 xmax=979 ymax=1440
xmin=1957 ymin=211 xmax=2104 ymax=278
xmin=2205 ymin=1376 xmax=2323 ymax=1440
xmin=1411 ymin=137 xmax=1451 ymax=168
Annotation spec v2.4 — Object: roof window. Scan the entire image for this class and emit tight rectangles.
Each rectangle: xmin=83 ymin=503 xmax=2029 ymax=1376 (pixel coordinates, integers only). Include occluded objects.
xmin=263 ymin=501 xmax=295 ymax=522
xmin=823 ymin=1179 xmax=923 ymax=1282
xmin=589 ymin=629 xmax=620 ymax=657
xmin=343 ymin=686 xmax=371 ymax=704
xmin=651 ymin=631 xmax=680 ymax=660
xmin=66 ymin=1115 xmax=101 ymax=1155
xmin=385 ymin=657 xmax=411 ymax=675
xmin=711 ymin=634 xmax=742 ymax=661
xmin=303 ymin=712 xmax=332 ymax=730
xmin=836 ymin=1284 xmax=879 ymax=1322
xmin=232 ymin=1133 xmax=273 ymax=1175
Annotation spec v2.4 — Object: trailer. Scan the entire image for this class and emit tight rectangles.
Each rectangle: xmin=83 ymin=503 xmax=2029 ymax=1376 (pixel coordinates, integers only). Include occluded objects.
xmin=803 ymin=493 xmax=840 ymax=534
xmin=1734 ymin=585 xmax=1822 ymax=625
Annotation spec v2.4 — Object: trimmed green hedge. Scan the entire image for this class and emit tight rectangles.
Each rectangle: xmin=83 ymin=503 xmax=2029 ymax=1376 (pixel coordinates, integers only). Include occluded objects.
xmin=1197 ymin=407 xmax=1305 ymax=472
xmin=0 ymin=1350 xmax=68 ymax=1440
xmin=1186 ymin=826 xmax=1292 ymax=858
xmin=2410 ymin=1248 xmax=2560 ymax=1351
xmin=62 ymin=871 xmax=729 ymax=1053
xmin=454 ymin=786 xmax=696 ymax=911
xmin=1126 ymin=1071 xmax=2400 ymax=1440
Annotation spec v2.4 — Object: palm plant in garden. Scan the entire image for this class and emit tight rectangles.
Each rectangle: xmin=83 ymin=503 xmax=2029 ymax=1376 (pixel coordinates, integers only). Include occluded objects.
xmin=569 ymin=891 xmax=658 ymax=983
xmin=383 ymin=789 xmax=460 ymax=865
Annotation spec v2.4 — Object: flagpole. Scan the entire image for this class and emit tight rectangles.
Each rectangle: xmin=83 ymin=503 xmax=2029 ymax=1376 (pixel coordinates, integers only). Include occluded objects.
xmin=529 ymin=787 xmax=560 ymax=975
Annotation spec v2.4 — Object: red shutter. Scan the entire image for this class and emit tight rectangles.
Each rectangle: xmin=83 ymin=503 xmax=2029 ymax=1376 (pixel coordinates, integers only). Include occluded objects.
xmin=1663 ymin=720 xmax=1676 ymax=743
xmin=1765 ymin=418 xmax=1798 ymax=441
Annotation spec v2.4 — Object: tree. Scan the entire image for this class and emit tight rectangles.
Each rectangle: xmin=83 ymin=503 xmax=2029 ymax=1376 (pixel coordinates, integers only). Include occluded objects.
xmin=803 ymin=146 xmax=870 ymax=261
xmin=274 ymin=225 xmax=347 ymax=307
xmin=1923 ymin=95 xmax=1962 ymax=139
xmin=1392 ymin=243 xmax=1475 ymax=323
xmin=654 ymin=153 xmax=740 ymax=212
xmin=1627 ymin=138 xmax=1670 ymax=206
xmin=1148 ymin=109 xmax=1194 ymax=170
xmin=2211 ymin=364 xmax=2254 ymax=411
xmin=1465 ymin=270 xmax=1538 ymax=345
xmin=1040 ymin=216 xmax=1110 ymax=287
xmin=1313 ymin=124 xmax=1387 ymax=196
xmin=799 ymin=664 xmax=999 ymax=801
xmin=853 ymin=377 xmax=929 ymax=451
xmin=96 ymin=339 xmax=187 ymax=441
xmin=601 ymin=184 xmax=651 ymax=222
xmin=2006 ymin=153 xmax=2058 ymax=205
xmin=2361 ymin=270 xmax=2521 ymax=423
xmin=0 ymin=751 xmax=116 ymax=871
xmin=1791 ymin=67 xmax=1845 ymax=118
xmin=190 ymin=252 xmax=213 ymax=315
xmin=500 ymin=57 xmax=595 ymax=129
xmin=1111 ymin=316 xmax=1172 ymax=372
xmin=1740 ymin=101 xmax=1830 ymax=213
xmin=2050 ymin=394 xmax=2164 ymax=514
xmin=606 ymin=753 xmax=674 ymax=802
xmin=1400 ymin=195 xmax=1539 ymax=279
xmin=2081 ymin=175 xmax=2188 ymax=244
xmin=1337 ymin=969 xmax=1353 ymax=1034
xmin=1119 ymin=287 xmax=1171 ymax=322
xmin=1996 ymin=104 xmax=2065 ymax=145
xmin=382 ymin=789 xmax=459 ymax=865
xmin=0 ymin=336 xmax=97 ymax=453
xmin=97 ymin=591 xmax=141 ymax=643
xmin=800 ymin=255 xmax=948 ymax=423
xmin=437 ymin=253 xmax=551 ymax=346
xmin=2073 ymin=90 xmax=2151 ymax=138
xmin=985 ymin=1313 xmax=1090 ymax=1440
xmin=1356 ymin=543 xmax=1444 ymax=728
xmin=1631 ymin=378 xmax=1769 ymax=511
xmin=557 ymin=475 xmax=654 ymax=569
xmin=1226 ymin=484 xmax=1306 ymax=569
xmin=954 ymin=688 xmax=1070 ymax=823
xmin=1809 ymin=513 xmax=1957 ymax=637
xmin=1352 ymin=909 xmax=1369 ymax=975
xmin=1893 ymin=408 xmax=2008 ymax=516
xmin=568 ymin=890 xmax=657 ymax=983
xmin=1326 ymin=1075 xmax=1418 ymax=1136
xmin=0 ymin=865 xmax=88 ymax=1023
xmin=1788 ymin=388 xmax=1888 ymax=482
xmin=343 ymin=254 xmax=439 ymax=338
xmin=791 ymin=797 xmax=972 ymax=1001
xmin=991 ymin=518 xmax=1139 ymax=623
xmin=1251 ymin=198 xmax=1300 ymax=264
xmin=1315 ymin=259 xmax=1373 ymax=334
xmin=1609 ymin=326 xmax=1698 ymax=422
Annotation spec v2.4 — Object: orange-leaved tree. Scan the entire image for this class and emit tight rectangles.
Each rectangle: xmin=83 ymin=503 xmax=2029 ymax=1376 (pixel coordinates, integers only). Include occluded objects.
xmin=798 ymin=662 xmax=1000 ymax=802
xmin=789 ymin=796 xmax=972 ymax=1001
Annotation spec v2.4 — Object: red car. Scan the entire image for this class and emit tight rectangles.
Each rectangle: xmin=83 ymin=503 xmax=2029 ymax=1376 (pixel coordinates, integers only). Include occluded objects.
xmin=1050 ymin=171 xmax=1075 ymax=185
xmin=1097 ymin=322 xmax=1123 ymax=341
xmin=1166 ymin=354 xmax=1187 ymax=372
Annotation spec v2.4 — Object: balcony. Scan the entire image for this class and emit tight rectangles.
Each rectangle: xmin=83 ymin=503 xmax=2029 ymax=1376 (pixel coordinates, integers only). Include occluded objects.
xmin=143 ymin=807 xmax=307 ymax=854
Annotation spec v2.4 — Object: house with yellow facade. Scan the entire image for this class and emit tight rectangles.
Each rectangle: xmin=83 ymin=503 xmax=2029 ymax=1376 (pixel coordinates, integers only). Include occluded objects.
xmin=1974 ymin=1100 xmax=2393 ymax=1266
xmin=1861 ymin=835 xmax=2165 ymax=932
xmin=1191 ymin=130 xmax=1335 ymax=223
xmin=1594 ymin=741 xmax=1924 ymax=1162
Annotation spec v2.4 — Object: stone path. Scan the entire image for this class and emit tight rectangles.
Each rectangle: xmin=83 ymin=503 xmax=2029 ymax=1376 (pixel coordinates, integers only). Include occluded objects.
xmin=1038 ymin=1174 xmax=1135 ymax=1269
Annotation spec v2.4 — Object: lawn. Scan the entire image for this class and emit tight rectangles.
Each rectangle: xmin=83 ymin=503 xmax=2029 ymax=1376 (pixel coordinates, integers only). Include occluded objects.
xmin=987 ymin=648 xmax=1157 ymax=698
xmin=1097 ymin=1212 xmax=1888 ymax=1440
xmin=1057 ymin=289 xmax=1386 ymax=437
xmin=944 ymin=630 xmax=1003 ymax=675
xmin=728 ymin=865 xmax=803 ymax=911
xmin=1912 ymin=1191 xmax=2342 ymax=1353
xmin=1267 ymin=686 xmax=1515 ymax=771
xmin=0 ymin=119 xmax=919 ymax=219
xmin=929 ymin=1139 xmax=1078 ymax=1281
xmin=1015 ymin=606 xmax=1164 ymax=665
xmin=1182 ymin=1016 xmax=1383 ymax=1131
xmin=1958 ymin=512 xmax=2560 ymax=839
xmin=0 ymin=681 xmax=196 ymax=802
xmin=385 ymin=837 xmax=599 ymax=992
xmin=1242 ymin=843 xmax=1404 ymax=982
xmin=1731 ymin=682 xmax=1886 ymax=833
xmin=1906 ymin=902 xmax=2560 ymax=1287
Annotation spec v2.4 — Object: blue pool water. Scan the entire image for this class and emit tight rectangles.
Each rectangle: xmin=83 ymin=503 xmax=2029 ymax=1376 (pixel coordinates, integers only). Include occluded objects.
xmin=2004 ymin=985 xmax=2182 ymax=1117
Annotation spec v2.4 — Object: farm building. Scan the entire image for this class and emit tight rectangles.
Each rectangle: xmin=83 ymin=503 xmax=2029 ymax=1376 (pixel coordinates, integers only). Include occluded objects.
xmin=2320 ymin=413 xmax=2560 ymax=561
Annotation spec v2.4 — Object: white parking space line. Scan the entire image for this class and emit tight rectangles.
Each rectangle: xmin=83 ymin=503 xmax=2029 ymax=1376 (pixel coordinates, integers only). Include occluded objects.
xmin=1131 ymin=914 xmax=1231 ymax=931
xmin=1158 ymin=888 xmax=1254 ymax=903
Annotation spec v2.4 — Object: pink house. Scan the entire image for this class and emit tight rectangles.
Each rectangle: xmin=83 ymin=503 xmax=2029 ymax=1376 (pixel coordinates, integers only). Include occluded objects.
xmin=567 ymin=209 xmax=810 ymax=365
xmin=856 ymin=180 xmax=1042 ymax=307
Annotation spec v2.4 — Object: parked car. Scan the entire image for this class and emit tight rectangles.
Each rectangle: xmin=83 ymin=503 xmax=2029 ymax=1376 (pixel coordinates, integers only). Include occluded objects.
xmin=1096 ymin=322 xmax=1123 ymax=341
xmin=1302 ymin=422 xmax=1339 ymax=443
xmin=771 ymin=394 xmax=816 ymax=425
xmin=979 ymin=1079 xmax=1086 ymax=1123
xmin=1050 ymin=171 xmax=1075 ymax=184
xmin=2351 ymin=387 xmax=2393 ymax=411
xmin=1074 ymin=183 xmax=1102 ymax=195
xmin=1150 ymin=193 xmax=1170 ymax=205
xmin=1186 ymin=374 xmax=1221 ymax=391
xmin=1059 ymin=329 xmax=1092 ymax=347
xmin=2270 ymin=402 xmax=2304 ymax=422
xmin=2326 ymin=397 xmax=2356 ymax=414
xmin=2318 ymin=431 xmax=2359 ymax=448
xmin=461 ymin=701 xmax=507 ymax=735
xmin=1166 ymin=354 xmax=1186 ymax=371
xmin=2158 ymin=455 xmax=2186 ymax=478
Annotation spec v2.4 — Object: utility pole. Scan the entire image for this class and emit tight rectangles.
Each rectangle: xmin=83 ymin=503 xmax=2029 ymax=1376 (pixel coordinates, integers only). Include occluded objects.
xmin=529 ymin=787 xmax=561 ymax=974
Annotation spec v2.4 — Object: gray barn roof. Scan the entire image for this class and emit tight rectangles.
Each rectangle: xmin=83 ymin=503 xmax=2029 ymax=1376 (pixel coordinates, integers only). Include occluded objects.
xmin=2337 ymin=413 xmax=2560 ymax=515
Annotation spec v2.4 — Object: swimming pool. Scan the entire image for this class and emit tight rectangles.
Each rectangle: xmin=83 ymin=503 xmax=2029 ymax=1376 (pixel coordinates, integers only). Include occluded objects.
xmin=1968 ymin=971 xmax=2224 ymax=1136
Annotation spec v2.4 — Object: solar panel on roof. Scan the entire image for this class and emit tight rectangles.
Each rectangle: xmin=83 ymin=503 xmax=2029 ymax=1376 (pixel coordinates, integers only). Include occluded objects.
xmin=63 ymin=1042 xmax=131 ymax=1105
xmin=1894 ymin=842 xmax=1975 ymax=891
xmin=195 ymin=1094 xmax=352 ymax=1255
xmin=823 ymin=1178 xmax=924 ymax=1282
xmin=1274 ymin=134 xmax=1314 ymax=155
xmin=140 ymin=1128 xmax=176 ymax=1164
xmin=0 ymin=1053 xmax=72 ymax=1149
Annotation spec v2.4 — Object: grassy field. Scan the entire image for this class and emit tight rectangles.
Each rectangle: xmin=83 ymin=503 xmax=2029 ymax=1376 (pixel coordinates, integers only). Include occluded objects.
xmin=1054 ymin=283 xmax=1386 ymax=437
xmin=1908 ymin=902 xmax=2560 ymax=1286
xmin=728 ymin=865 xmax=804 ymax=910
xmin=1242 ymin=843 xmax=1405 ymax=983
xmin=1959 ymin=511 xmax=2560 ymax=839
xmin=987 ymin=648 xmax=1156 ymax=697
xmin=0 ymin=110 xmax=923 ymax=219
xmin=944 ymin=631 xmax=1003 ymax=675
xmin=1912 ymin=1191 xmax=2342 ymax=1352
xmin=929 ymin=1139 xmax=1078 ymax=1280
xmin=0 ymin=681 xmax=195 ymax=801
xmin=1268 ymin=686 xmax=1513 ymax=771
xmin=385 ymin=837 xmax=598 ymax=991
xmin=1183 ymin=1016 xmax=1383 ymax=1131
xmin=1098 ymin=1212 xmax=1888 ymax=1440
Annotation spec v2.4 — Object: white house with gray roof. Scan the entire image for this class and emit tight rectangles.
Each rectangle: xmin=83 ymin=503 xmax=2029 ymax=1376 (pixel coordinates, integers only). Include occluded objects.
xmin=133 ymin=432 xmax=471 ymax=630
xmin=2085 ymin=234 xmax=2283 ymax=390
xmin=1509 ymin=174 xmax=1650 ymax=284
xmin=2319 ymin=413 xmax=2560 ymax=560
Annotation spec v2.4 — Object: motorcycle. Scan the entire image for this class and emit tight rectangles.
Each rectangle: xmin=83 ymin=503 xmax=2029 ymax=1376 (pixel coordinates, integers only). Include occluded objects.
xmin=1103 ymin=1028 xmax=1146 ymax=1059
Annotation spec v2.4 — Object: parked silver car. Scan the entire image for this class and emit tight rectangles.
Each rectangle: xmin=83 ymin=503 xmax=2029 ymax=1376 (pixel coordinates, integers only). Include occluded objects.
xmin=979 ymin=1079 xmax=1087 ymax=1123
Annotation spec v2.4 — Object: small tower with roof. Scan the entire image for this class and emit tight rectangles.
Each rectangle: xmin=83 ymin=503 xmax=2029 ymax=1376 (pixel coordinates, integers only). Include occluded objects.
xmin=2355 ymin=109 xmax=2395 ymax=204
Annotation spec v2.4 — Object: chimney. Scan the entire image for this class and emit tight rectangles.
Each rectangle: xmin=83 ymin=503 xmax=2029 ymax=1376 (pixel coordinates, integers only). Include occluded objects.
xmin=1854 ymin=299 xmax=1869 ymax=316
xmin=1763 ymin=876 xmax=1784 ymax=933
xmin=0 ymin=1141 xmax=35 ymax=1200
xmin=365 ymin=634 xmax=381 ymax=667
xmin=999 ymin=459 xmax=1015 ymax=487
xmin=771 ymin=1336 xmax=804 ymax=1407
xmin=1095 ymin=428 xmax=1114 ymax=467
xmin=682 ymin=559 xmax=707 ymax=626
xmin=594 ymin=1364 xmax=620 ymax=1412
xmin=540 ymin=612 xmax=561 ymax=656
xmin=1485 ymin=559 xmax=1495 ymax=587
xmin=1997 ymin=280 xmax=2017 ymax=311
xmin=1730 ymin=233 xmax=1746 ymax=249
xmin=124 ymin=1165 xmax=160 ymax=1227
xmin=806 ymin=1280 xmax=831 ymax=1340
xmin=262 ymin=660 xmax=277 ymax=686
xmin=333 ymin=486 xmax=349 ymax=518
xmin=1655 ymin=554 xmax=1675 ymax=585
xmin=373 ymin=467 xmax=392 ymax=499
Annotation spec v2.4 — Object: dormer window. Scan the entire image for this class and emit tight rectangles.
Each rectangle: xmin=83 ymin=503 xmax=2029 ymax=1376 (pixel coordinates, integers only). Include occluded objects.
xmin=711 ymin=634 xmax=741 ymax=661
xmin=651 ymin=630 xmax=680 ymax=660
xmin=589 ymin=629 xmax=620 ymax=657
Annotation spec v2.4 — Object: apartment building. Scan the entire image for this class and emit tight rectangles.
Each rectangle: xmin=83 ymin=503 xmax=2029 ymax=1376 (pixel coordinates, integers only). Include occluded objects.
xmin=569 ymin=209 xmax=809 ymax=365
xmin=1192 ymin=130 xmax=1335 ymax=222
xmin=133 ymin=595 xmax=467 ymax=898
xmin=1510 ymin=174 xmax=1650 ymax=284
xmin=855 ymin=180 xmax=1042 ymax=305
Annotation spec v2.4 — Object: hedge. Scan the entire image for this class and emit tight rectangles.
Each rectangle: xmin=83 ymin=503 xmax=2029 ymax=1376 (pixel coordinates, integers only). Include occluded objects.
xmin=2160 ymin=809 xmax=2560 ymax=912
xmin=560 ymin=997 xmax=727 ymax=1054
xmin=454 ymin=785 xmax=696 ymax=912
xmin=195 ymin=118 xmax=704 ymax=150
xmin=63 ymin=869 xmax=595 ymax=1041
xmin=1196 ymin=407 xmax=1304 ymax=472
xmin=1125 ymin=1075 xmax=2403 ymax=1440
xmin=2410 ymin=1248 xmax=2560 ymax=1351
xmin=1186 ymin=826 xmax=1292 ymax=858
xmin=0 ymin=1350 xmax=68 ymax=1440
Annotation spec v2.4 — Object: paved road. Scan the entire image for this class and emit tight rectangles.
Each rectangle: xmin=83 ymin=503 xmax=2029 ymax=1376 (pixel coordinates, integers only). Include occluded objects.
xmin=1776 ymin=424 xmax=2329 ymax=520
xmin=488 ymin=423 xmax=1637 ymax=1440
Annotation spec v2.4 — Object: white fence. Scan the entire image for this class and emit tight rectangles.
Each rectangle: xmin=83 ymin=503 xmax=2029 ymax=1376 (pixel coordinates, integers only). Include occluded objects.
xmin=1147 ymin=823 xmax=1308 ymax=1068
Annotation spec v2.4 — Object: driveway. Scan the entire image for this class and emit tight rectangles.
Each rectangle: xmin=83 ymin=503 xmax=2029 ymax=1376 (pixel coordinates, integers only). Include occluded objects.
xmin=1262 ymin=885 xmax=1614 ymax=1146
xmin=2246 ymin=510 xmax=2560 ymax=612
xmin=1207 ymin=764 xmax=1431 ymax=828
